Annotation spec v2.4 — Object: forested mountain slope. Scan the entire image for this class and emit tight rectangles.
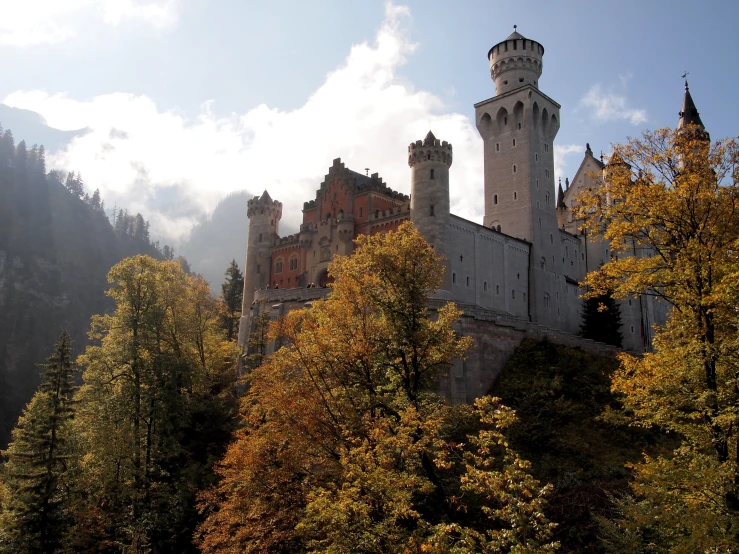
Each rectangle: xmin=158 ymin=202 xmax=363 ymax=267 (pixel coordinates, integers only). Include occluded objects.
xmin=0 ymin=126 xmax=163 ymax=448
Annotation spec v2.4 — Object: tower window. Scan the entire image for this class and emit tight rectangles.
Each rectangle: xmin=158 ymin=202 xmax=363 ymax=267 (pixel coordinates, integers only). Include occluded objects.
xmin=496 ymin=284 xmax=500 ymax=294
xmin=517 ymin=122 xmax=522 ymax=129
xmin=452 ymin=273 xmax=456 ymax=284
xmin=428 ymin=154 xmax=431 ymax=160
xmin=494 ymin=194 xmax=498 ymax=205
xmin=430 ymin=169 xmax=435 ymax=179
xmin=275 ymin=261 xmax=283 ymax=274
xmin=537 ymin=201 xmax=540 ymax=208
xmin=539 ymin=217 xmax=541 ymax=228
xmin=545 ymin=169 xmax=550 ymax=178
xmin=512 ymin=289 xmax=515 ymax=299
xmin=513 ymin=191 xmax=517 ymax=200
xmin=504 ymin=116 xmax=508 ymax=125
xmin=550 ymin=234 xmax=553 ymax=244
xmin=544 ymin=294 xmax=550 ymax=308
xmin=466 ymin=276 xmax=470 ymax=287
xmin=519 ymin=78 xmax=524 ymax=84
xmin=546 ymin=193 xmax=550 ymax=205
xmin=484 ymin=281 xmax=487 ymax=292
xmin=289 ymin=257 xmax=298 ymax=271
xmin=430 ymin=204 xmax=435 ymax=216
xmin=535 ymin=153 xmax=538 ymax=161
xmin=496 ymin=143 xmax=500 ymax=152
xmin=544 ymin=144 xmax=549 ymax=152
xmin=512 ymin=138 xmax=516 ymax=147
xmin=359 ymin=207 xmax=363 ymax=217
xmin=259 ymin=233 xmax=262 ymax=242
xmin=536 ymin=179 xmax=539 ymax=189
xmin=512 ymin=164 xmax=517 ymax=174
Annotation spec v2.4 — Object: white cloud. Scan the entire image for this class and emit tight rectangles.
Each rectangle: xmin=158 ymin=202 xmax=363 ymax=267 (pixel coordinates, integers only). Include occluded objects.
xmin=0 ymin=0 xmax=177 ymax=46
xmin=4 ymin=2 xmax=484 ymax=240
xmin=578 ymin=83 xmax=647 ymax=126
xmin=554 ymin=143 xmax=582 ymax=186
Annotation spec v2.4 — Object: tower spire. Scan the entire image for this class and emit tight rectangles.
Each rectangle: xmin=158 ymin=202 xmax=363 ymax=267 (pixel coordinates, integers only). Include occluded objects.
xmin=678 ymin=78 xmax=706 ymax=132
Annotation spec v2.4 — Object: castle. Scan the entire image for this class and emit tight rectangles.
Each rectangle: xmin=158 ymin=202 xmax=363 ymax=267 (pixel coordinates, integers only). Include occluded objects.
xmin=237 ymin=30 xmax=702 ymax=401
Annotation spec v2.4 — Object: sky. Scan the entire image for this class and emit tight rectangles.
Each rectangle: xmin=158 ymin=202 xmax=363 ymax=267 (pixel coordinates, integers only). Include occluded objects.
xmin=1 ymin=0 xmax=737 ymax=242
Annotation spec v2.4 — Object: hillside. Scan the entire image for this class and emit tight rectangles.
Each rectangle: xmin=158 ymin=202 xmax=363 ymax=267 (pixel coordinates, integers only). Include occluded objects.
xmin=0 ymin=127 xmax=163 ymax=448
xmin=491 ymin=339 xmax=673 ymax=553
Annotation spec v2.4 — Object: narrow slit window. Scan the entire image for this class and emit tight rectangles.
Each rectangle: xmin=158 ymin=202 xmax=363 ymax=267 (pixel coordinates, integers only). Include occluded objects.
xmin=430 ymin=169 xmax=435 ymax=179
xmin=430 ymin=204 xmax=435 ymax=216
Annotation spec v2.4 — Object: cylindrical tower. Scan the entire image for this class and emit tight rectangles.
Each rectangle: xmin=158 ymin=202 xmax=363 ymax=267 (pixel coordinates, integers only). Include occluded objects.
xmin=488 ymin=29 xmax=544 ymax=96
xmin=237 ymin=190 xmax=282 ymax=347
xmin=409 ymin=131 xmax=453 ymax=290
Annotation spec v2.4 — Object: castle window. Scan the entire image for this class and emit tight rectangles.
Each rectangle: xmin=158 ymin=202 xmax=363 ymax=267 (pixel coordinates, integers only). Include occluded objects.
xmin=504 ymin=81 xmax=508 ymax=86
xmin=430 ymin=169 xmax=435 ymax=179
xmin=550 ymin=234 xmax=553 ymax=244
xmin=539 ymin=217 xmax=541 ymax=228
xmin=484 ymin=281 xmax=487 ymax=292
xmin=631 ymin=326 xmax=635 ymax=333
xmin=271 ymin=219 xmax=274 ymax=226
xmin=537 ymin=201 xmax=540 ymax=209
xmin=545 ymin=169 xmax=550 ymax=178
xmin=519 ymin=78 xmax=524 ymax=84
xmin=496 ymin=284 xmax=500 ymax=294
xmin=512 ymin=164 xmax=517 ymax=174
xmin=359 ymin=207 xmax=363 ymax=217
xmin=512 ymin=138 xmax=516 ymax=147
xmin=536 ymin=179 xmax=539 ymax=189
xmin=496 ymin=225 xmax=501 ymax=232
xmin=494 ymin=194 xmax=498 ymax=205
xmin=452 ymin=272 xmax=456 ymax=284
xmin=259 ymin=233 xmax=262 ymax=242
xmin=544 ymin=294 xmax=550 ymax=308
xmin=535 ymin=153 xmax=538 ymax=161
xmin=466 ymin=276 xmax=470 ymax=287
xmin=566 ymin=245 xmax=568 ymax=256
xmin=428 ymin=154 xmax=431 ymax=160
xmin=556 ymin=291 xmax=559 ymax=299
xmin=430 ymin=204 xmax=435 ymax=216
xmin=504 ymin=116 xmax=508 ymax=125
xmin=513 ymin=40 xmax=517 ymax=50
xmin=275 ymin=261 xmax=283 ymax=274
xmin=512 ymin=289 xmax=515 ymax=299
xmin=496 ymin=142 xmax=500 ymax=152
xmin=544 ymin=144 xmax=549 ymax=152
xmin=375 ymin=210 xmax=379 ymax=217
xmin=514 ymin=191 xmax=517 ymax=200
xmin=629 ymin=299 xmax=632 ymax=306
xmin=546 ymin=193 xmax=550 ymax=205
xmin=289 ymin=257 xmax=298 ymax=271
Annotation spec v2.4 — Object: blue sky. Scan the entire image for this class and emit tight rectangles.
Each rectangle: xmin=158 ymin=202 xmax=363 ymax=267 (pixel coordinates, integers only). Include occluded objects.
xmin=1 ymin=0 xmax=737 ymax=240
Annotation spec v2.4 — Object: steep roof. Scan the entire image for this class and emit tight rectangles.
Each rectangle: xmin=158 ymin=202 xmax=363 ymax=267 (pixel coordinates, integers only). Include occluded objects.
xmin=506 ymin=30 xmax=524 ymax=40
xmin=260 ymin=190 xmax=272 ymax=202
xmin=423 ymin=130 xmax=437 ymax=145
xmin=678 ymin=82 xmax=705 ymax=131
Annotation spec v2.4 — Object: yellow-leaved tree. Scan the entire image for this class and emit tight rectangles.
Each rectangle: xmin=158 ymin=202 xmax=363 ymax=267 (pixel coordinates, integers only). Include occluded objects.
xmin=575 ymin=126 xmax=739 ymax=551
xmin=196 ymin=222 xmax=558 ymax=554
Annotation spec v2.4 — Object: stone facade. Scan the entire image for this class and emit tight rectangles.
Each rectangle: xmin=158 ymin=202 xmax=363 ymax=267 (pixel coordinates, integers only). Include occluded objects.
xmin=237 ymin=29 xmax=687 ymax=399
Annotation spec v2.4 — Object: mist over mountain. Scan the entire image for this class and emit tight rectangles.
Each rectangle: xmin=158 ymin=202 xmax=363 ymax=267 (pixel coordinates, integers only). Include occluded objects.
xmin=178 ymin=191 xmax=298 ymax=293
xmin=0 ymin=104 xmax=86 ymax=153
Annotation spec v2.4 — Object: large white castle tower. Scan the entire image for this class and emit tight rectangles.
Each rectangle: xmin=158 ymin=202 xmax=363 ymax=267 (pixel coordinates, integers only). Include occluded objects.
xmin=474 ymin=29 xmax=568 ymax=328
xmin=409 ymin=131 xmax=453 ymax=290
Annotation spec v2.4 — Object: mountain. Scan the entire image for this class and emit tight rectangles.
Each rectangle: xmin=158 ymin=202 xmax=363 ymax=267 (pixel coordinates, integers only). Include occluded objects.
xmin=0 ymin=129 xmax=162 ymax=449
xmin=0 ymin=104 xmax=87 ymax=153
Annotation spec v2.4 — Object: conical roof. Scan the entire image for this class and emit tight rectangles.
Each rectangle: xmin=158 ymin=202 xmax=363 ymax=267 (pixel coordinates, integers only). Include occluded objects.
xmin=678 ymin=82 xmax=705 ymax=130
xmin=423 ymin=130 xmax=437 ymax=145
xmin=506 ymin=30 xmax=524 ymax=40
xmin=260 ymin=190 xmax=272 ymax=202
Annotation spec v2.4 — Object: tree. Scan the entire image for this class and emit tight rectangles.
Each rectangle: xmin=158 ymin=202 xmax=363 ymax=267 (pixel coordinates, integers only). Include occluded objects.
xmin=574 ymin=126 xmax=739 ymax=551
xmin=219 ymin=260 xmax=244 ymax=341
xmin=579 ymin=292 xmax=623 ymax=347
xmin=64 ymin=171 xmax=84 ymax=199
xmin=0 ymin=332 xmax=77 ymax=554
xmin=68 ymin=256 xmax=238 ymax=552
xmin=196 ymin=222 xmax=557 ymax=553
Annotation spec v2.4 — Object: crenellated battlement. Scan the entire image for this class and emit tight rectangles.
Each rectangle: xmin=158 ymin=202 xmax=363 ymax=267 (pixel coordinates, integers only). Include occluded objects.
xmin=408 ymin=136 xmax=453 ymax=168
xmin=488 ymin=29 xmax=544 ymax=96
xmin=247 ymin=190 xmax=283 ymax=219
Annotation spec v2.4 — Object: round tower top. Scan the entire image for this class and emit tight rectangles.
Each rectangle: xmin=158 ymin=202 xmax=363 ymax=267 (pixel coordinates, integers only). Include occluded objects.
xmin=247 ymin=190 xmax=283 ymax=219
xmin=408 ymin=131 xmax=453 ymax=168
xmin=488 ymin=28 xmax=544 ymax=96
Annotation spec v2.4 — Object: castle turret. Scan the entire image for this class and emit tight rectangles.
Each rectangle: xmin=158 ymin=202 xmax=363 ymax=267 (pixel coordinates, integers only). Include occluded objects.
xmin=488 ymin=27 xmax=544 ymax=96
xmin=237 ymin=190 xmax=282 ymax=347
xmin=409 ymin=131 xmax=453 ymax=290
xmin=678 ymin=80 xmax=709 ymax=142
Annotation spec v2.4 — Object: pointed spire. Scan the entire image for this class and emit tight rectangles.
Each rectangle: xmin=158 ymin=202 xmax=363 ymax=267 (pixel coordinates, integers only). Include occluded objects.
xmin=423 ymin=130 xmax=437 ymax=145
xmin=585 ymin=143 xmax=592 ymax=156
xmin=557 ymin=179 xmax=566 ymax=209
xmin=260 ymin=190 xmax=272 ymax=202
xmin=678 ymin=80 xmax=706 ymax=132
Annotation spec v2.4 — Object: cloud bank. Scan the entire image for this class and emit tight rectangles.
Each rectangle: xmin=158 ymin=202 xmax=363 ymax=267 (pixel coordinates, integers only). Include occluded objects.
xmin=5 ymin=2 xmax=485 ymax=241
xmin=0 ymin=0 xmax=177 ymax=46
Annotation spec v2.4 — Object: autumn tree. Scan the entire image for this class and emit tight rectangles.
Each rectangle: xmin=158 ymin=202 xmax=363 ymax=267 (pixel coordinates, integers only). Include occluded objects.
xmin=0 ymin=332 xmax=77 ymax=554
xmin=575 ymin=126 xmax=739 ymax=551
xmin=197 ymin=222 xmax=558 ymax=553
xmin=219 ymin=260 xmax=244 ymax=341
xmin=68 ymin=256 xmax=238 ymax=552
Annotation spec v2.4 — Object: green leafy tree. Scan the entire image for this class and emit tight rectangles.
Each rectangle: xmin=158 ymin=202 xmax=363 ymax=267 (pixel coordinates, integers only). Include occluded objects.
xmin=0 ymin=332 xmax=77 ymax=554
xmin=579 ymin=292 xmax=623 ymax=347
xmin=220 ymin=260 xmax=244 ymax=341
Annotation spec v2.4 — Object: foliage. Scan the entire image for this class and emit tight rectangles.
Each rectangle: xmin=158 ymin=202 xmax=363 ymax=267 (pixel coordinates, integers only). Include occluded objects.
xmin=68 ymin=256 xmax=238 ymax=552
xmin=575 ymin=126 xmax=739 ymax=551
xmin=220 ymin=260 xmax=244 ymax=341
xmin=197 ymin=222 xmax=557 ymax=553
xmin=579 ymin=292 xmax=623 ymax=347
xmin=0 ymin=332 xmax=78 ymax=554
xmin=491 ymin=339 xmax=672 ymax=553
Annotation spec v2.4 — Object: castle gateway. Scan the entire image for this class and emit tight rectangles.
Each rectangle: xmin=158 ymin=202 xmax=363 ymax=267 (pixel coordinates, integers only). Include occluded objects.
xmin=237 ymin=30 xmax=691 ymax=401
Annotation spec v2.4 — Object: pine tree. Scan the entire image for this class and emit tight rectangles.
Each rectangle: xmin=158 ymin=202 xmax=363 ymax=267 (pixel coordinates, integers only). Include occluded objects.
xmin=220 ymin=260 xmax=244 ymax=341
xmin=579 ymin=292 xmax=623 ymax=347
xmin=0 ymin=332 xmax=77 ymax=554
